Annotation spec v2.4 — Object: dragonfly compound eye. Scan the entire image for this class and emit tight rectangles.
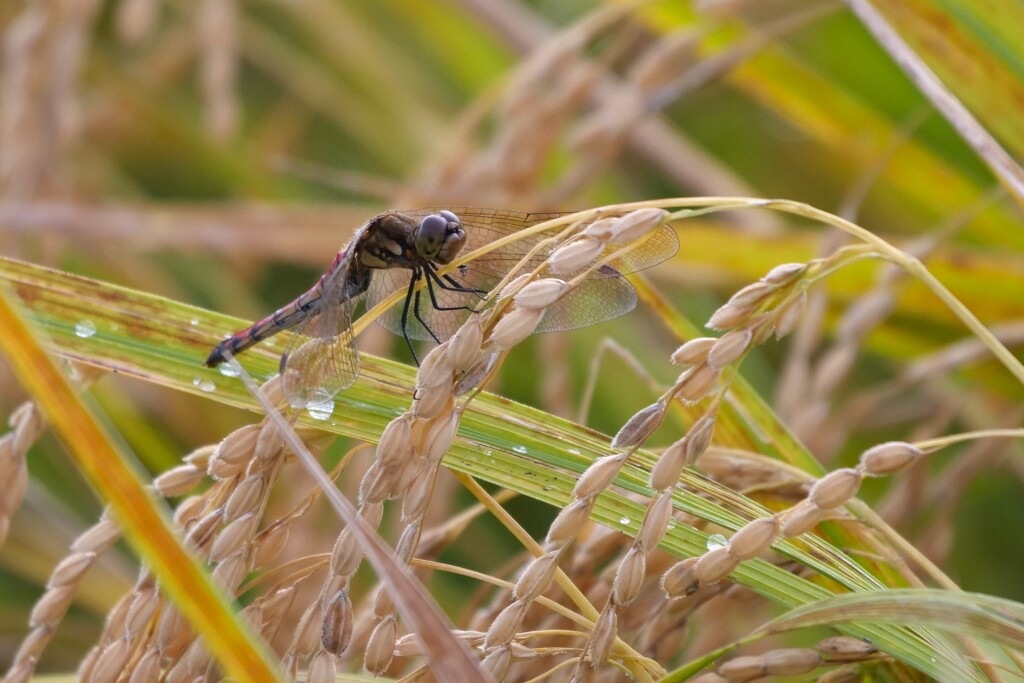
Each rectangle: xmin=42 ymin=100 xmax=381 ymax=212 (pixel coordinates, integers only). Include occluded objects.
xmin=415 ymin=214 xmax=448 ymax=259
xmin=435 ymin=218 xmax=467 ymax=264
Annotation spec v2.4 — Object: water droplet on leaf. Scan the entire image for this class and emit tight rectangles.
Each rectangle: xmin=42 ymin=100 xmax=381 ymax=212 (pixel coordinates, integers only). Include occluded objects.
xmin=218 ymin=364 xmax=240 ymax=377
xmin=306 ymin=389 xmax=335 ymax=421
xmin=192 ymin=377 xmax=216 ymax=393
xmin=706 ymin=533 xmax=728 ymax=550
xmin=75 ymin=320 xmax=97 ymax=338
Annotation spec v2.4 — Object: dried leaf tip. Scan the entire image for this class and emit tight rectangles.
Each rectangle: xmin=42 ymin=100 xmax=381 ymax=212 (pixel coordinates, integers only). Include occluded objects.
xmin=708 ymin=329 xmax=752 ymax=368
xmin=582 ymin=217 xmax=618 ymax=240
xmin=671 ymin=337 xmax=715 ymax=366
xmin=321 ymin=589 xmax=353 ymax=656
xmin=860 ymin=441 xmax=922 ymax=475
xmin=489 ymin=307 xmax=545 ymax=348
xmin=611 ymin=400 xmax=666 ymax=449
xmin=607 ymin=207 xmax=669 ymax=244
xmin=574 ymin=452 xmax=628 ymax=499
xmin=706 ymin=302 xmax=751 ymax=331
xmin=549 ymin=236 xmax=604 ymax=274
xmin=763 ymin=262 xmax=806 ymax=286
xmin=515 ymin=278 xmax=569 ymax=309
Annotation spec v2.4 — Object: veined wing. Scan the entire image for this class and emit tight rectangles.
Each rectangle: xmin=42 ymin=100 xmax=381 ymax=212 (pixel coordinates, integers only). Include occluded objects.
xmin=367 ymin=208 xmax=674 ymax=342
xmin=407 ymin=207 xmax=679 ymax=278
xmin=534 ymin=271 xmax=638 ymax=333
xmin=280 ymin=237 xmax=366 ymax=404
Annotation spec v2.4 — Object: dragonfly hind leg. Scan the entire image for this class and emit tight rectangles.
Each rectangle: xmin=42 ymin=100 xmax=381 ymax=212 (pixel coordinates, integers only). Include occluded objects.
xmin=411 ymin=287 xmax=442 ymax=345
xmin=400 ymin=270 xmax=425 ymax=364
xmin=398 ymin=266 xmax=483 ymax=366
xmin=399 ymin=269 xmax=447 ymax=364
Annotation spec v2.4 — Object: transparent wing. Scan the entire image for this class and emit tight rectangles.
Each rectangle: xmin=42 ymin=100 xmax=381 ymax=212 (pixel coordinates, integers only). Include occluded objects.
xmin=366 ymin=209 xmax=560 ymax=342
xmin=280 ymin=250 xmax=362 ymax=405
xmin=535 ymin=271 xmax=638 ymax=333
xmin=366 ymin=208 xmax=675 ymax=342
xmin=404 ymin=207 xmax=679 ymax=277
xmin=367 ymin=261 xmax=494 ymax=343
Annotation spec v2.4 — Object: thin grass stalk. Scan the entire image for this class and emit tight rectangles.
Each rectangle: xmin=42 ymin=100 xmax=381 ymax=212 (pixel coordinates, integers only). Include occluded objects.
xmin=844 ymin=0 xmax=1024 ymax=205
xmin=0 ymin=401 xmax=44 ymax=548
xmin=0 ymin=286 xmax=285 ymax=682
xmin=225 ymin=353 xmax=490 ymax=682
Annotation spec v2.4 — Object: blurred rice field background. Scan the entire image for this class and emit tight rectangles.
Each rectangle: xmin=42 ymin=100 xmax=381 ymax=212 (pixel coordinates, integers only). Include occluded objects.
xmin=1 ymin=0 xmax=1023 ymax=681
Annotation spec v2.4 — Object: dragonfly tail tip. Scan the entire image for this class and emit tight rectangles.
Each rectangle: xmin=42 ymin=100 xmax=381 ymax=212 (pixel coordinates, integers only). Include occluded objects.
xmin=203 ymin=346 xmax=225 ymax=368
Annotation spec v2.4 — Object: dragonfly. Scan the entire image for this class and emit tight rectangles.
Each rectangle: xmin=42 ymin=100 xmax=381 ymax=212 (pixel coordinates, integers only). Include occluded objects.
xmin=205 ymin=208 xmax=678 ymax=405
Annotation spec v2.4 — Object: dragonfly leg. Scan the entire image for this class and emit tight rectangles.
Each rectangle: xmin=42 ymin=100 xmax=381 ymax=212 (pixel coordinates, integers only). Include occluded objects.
xmin=443 ymin=272 xmax=486 ymax=296
xmin=425 ymin=262 xmax=486 ymax=297
xmin=400 ymin=269 xmax=422 ymax=365
xmin=413 ymin=284 xmax=443 ymax=345
xmin=423 ymin=264 xmax=484 ymax=310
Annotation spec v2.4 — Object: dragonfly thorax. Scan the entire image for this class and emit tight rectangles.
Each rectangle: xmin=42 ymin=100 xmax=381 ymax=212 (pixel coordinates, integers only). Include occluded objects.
xmin=355 ymin=212 xmax=420 ymax=269
xmin=354 ymin=210 xmax=466 ymax=270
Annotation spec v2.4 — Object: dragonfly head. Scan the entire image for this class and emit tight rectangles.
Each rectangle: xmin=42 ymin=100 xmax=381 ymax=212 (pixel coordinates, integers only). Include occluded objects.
xmin=415 ymin=210 xmax=466 ymax=264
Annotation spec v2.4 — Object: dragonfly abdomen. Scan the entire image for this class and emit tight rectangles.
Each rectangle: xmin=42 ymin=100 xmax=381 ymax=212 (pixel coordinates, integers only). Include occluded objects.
xmin=204 ymin=284 xmax=323 ymax=367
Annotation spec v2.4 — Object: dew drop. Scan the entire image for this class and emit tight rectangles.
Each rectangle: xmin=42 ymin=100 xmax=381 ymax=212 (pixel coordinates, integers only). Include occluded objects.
xmin=706 ymin=533 xmax=728 ymax=550
xmin=567 ymin=448 xmax=581 ymax=455
xmin=66 ymin=364 xmax=82 ymax=382
xmin=512 ymin=445 xmax=528 ymax=454
xmin=619 ymin=516 xmax=631 ymax=526
xmin=305 ymin=389 xmax=335 ymax=421
xmin=192 ymin=377 xmax=216 ymax=393
xmin=308 ymin=404 xmax=334 ymax=421
xmin=218 ymin=364 xmax=240 ymax=378
xmin=74 ymin=320 xmax=97 ymax=338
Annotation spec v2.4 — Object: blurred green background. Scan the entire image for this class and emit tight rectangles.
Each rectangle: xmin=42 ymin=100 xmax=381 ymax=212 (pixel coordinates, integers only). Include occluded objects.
xmin=1 ymin=0 xmax=1022 ymax=674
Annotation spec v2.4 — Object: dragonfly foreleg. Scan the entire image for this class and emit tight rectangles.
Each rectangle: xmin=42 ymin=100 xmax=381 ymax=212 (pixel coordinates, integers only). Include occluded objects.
xmin=423 ymin=265 xmax=486 ymax=308
xmin=424 ymin=262 xmax=486 ymax=297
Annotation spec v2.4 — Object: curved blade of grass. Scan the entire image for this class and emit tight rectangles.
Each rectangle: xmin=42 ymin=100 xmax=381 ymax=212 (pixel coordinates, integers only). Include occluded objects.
xmin=665 ymin=589 xmax=1022 ymax=682
xmin=0 ymin=283 xmax=284 ymax=682
xmin=649 ymin=4 xmax=1024 ymax=248
xmin=0 ymin=253 xmax=986 ymax=679
xmin=756 ymin=588 xmax=1024 ymax=651
xmin=881 ymin=0 xmax=1024 ymax=159
xmin=847 ymin=0 xmax=1024 ymax=203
